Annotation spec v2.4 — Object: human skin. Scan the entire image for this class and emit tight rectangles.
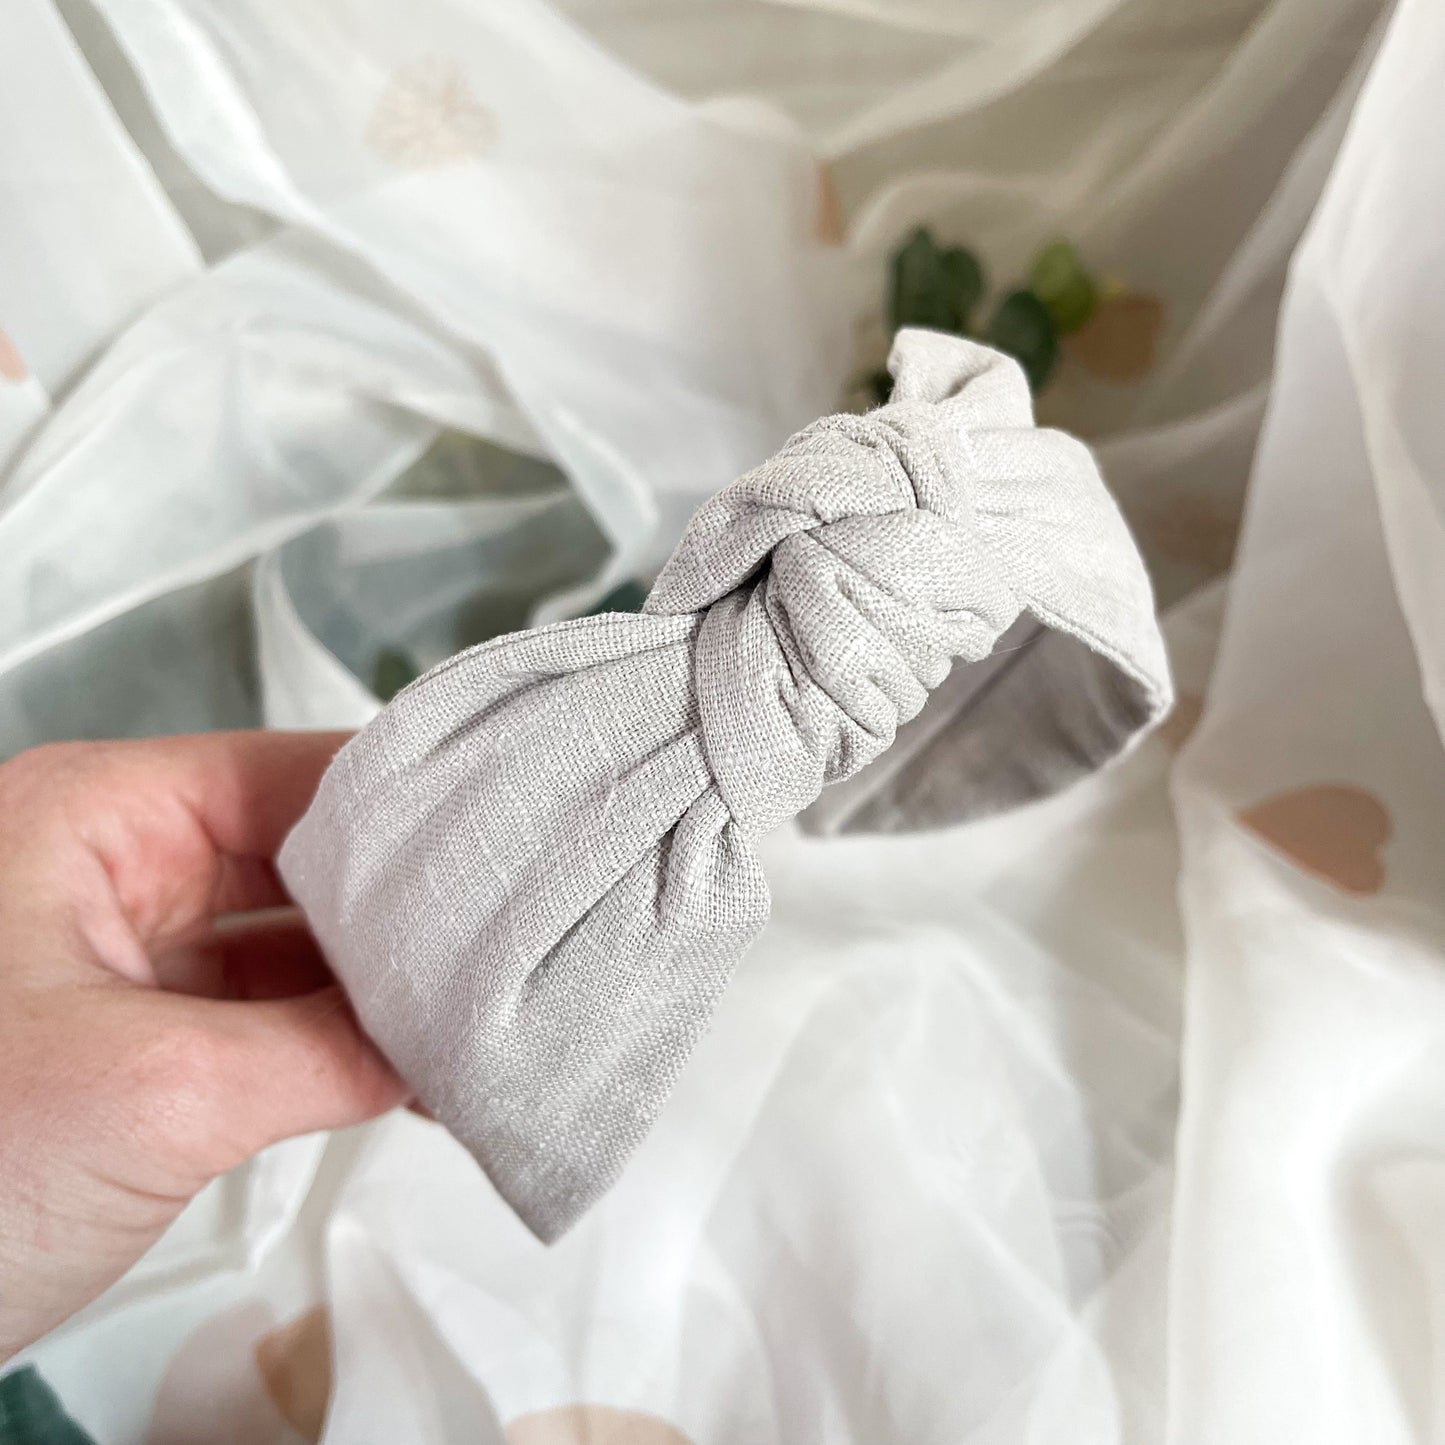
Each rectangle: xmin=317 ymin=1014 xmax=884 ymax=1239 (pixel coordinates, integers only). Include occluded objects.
xmin=0 ymin=732 xmax=405 ymax=1362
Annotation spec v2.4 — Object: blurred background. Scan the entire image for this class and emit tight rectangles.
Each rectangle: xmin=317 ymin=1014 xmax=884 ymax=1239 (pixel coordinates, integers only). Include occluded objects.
xmin=10 ymin=2 xmax=1445 ymax=1443
xmin=0 ymin=0 xmax=1385 ymax=749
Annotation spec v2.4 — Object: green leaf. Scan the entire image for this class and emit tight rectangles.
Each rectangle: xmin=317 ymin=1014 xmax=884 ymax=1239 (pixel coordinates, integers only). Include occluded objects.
xmin=584 ymin=579 xmax=649 ymax=616
xmin=0 ymin=1368 xmax=99 ymax=1445
xmin=1029 ymin=239 xmax=1098 ymax=333
xmin=889 ymin=228 xmax=984 ymax=335
xmin=890 ymin=227 xmax=946 ymax=332
xmin=372 ymin=646 xmax=420 ymax=702
xmin=985 ymin=290 xmax=1059 ymax=392
xmin=938 ymin=245 xmax=985 ymax=332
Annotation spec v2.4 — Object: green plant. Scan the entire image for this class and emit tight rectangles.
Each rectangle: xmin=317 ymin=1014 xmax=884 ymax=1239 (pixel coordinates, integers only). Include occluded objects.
xmin=985 ymin=289 xmax=1057 ymax=392
xmin=890 ymin=228 xmax=985 ymax=336
xmin=583 ymin=579 xmax=649 ymax=616
xmin=372 ymin=645 xmax=419 ymax=702
xmin=873 ymin=230 xmax=1106 ymax=401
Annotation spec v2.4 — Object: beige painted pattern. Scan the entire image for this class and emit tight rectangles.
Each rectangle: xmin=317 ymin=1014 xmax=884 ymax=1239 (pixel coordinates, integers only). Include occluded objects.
xmin=0 ymin=328 xmax=27 ymax=383
xmin=1142 ymin=493 xmax=1239 ymax=574
xmin=251 ymin=1316 xmax=693 ymax=1445
xmin=1158 ymin=691 xmax=1204 ymax=752
xmin=254 ymin=1306 xmax=333 ymax=1443
xmin=368 ymin=57 xmax=496 ymax=168
xmin=1066 ymin=291 xmax=1164 ymax=381
xmin=507 ymin=1405 xmax=694 ymax=1445
xmin=146 ymin=1301 xmax=290 ymax=1445
xmin=1238 ymin=783 xmax=1392 ymax=896
xmin=814 ymin=162 xmax=846 ymax=246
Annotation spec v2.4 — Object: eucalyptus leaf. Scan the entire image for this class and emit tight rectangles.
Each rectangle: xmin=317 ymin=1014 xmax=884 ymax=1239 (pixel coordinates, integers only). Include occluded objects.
xmin=1030 ymin=240 xmax=1098 ymax=333
xmin=889 ymin=228 xmax=985 ymax=335
xmin=890 ymin=227 xmax=953 ymax=332
xmin=985 ymin=289 xmax=1059 ymax=392
xmin=584 ymin=578 xmax=649 ymax=616
xmin=372 ymin=645 xmax=420 ymax=702
xmin=0 ymin=1368 xmax=99 ymax=1445
xmin=938 ymin=245 xmax=985 ymax=331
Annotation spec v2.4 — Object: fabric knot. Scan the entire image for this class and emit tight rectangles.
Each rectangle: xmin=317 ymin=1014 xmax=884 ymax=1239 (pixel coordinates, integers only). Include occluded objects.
xmin=280 ymin=327 xmax=1172 ymax=1243
xmin=645 ymin=385 xmax=1022 ymax=838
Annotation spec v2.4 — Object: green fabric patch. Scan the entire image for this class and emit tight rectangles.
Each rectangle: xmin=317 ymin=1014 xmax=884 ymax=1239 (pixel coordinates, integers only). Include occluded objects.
xmin=0 ymin=1368 xmax=98 ymax=1445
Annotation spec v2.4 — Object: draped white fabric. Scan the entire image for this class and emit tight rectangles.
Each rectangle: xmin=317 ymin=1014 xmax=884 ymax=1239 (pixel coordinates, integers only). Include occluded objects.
xmin=7 ymin=0 xmax=1444 ymax=1441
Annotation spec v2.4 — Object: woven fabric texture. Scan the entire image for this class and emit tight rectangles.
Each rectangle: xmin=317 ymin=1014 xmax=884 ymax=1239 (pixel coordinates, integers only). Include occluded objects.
xmin=279 ymin=329 xmax=1172 ymax=1240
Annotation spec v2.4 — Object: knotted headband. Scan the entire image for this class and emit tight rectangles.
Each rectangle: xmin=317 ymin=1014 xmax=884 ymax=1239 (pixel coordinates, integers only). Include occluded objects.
xmin=280 ymin=330 xmax=1172 ymax=1240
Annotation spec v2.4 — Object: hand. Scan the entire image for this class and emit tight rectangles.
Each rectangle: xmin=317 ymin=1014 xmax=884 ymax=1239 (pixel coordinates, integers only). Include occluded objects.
xmin=0 ymin=732 xmax=406 ymax=1362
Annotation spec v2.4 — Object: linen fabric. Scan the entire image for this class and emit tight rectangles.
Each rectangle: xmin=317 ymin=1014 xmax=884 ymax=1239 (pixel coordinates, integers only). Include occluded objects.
xmin=279 ymin=328 xmax=1171 ymax=1240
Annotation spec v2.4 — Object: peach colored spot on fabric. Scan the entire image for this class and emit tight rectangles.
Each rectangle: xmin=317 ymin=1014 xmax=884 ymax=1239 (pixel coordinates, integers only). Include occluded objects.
xmin=1238 ymin=783 xmax=1392 ymax=896
xmin=368 ymin=57 xmax=496 ymax=167
xmin=1158 ymin=691 xmax=1204 ymax=752
xmin=0 ymin=328 xmax=27 ymax=383
xmin=814 ymin=161 xmax=846 ymax=246
xmin=146 ymin=1302 xmax=288 ymax=1445
xmin=1143 ymin=493 xmax=1239 ymax=574
xmin=254 ymin=1305 xmax=332 ymax=1444
xmin=506 ymin=1405 xmax=694 ymax=1445
xmin=1065 ymin=291 xmax=1164 ymax=382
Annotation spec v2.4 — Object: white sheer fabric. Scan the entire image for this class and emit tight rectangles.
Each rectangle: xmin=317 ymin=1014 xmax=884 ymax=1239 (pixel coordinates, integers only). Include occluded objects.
xmin=8 ymin=0 xmax=1443 ymax=1441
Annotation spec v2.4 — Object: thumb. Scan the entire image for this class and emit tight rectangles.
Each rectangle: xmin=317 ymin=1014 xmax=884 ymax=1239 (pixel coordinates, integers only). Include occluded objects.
xmin=188 ymin=987 xmax=408 ymax=1172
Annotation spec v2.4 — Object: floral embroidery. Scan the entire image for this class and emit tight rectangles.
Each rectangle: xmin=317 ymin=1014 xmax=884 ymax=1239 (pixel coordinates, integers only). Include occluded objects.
xmin=368 ymin=57 xmax=496 ymax=168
